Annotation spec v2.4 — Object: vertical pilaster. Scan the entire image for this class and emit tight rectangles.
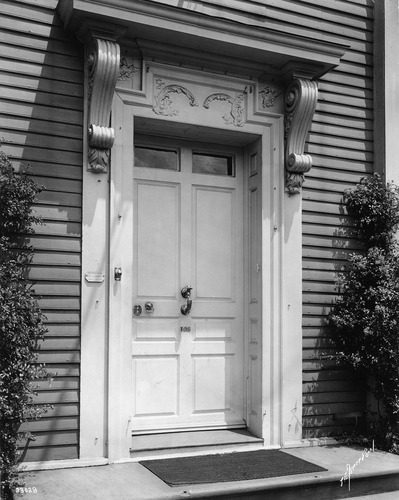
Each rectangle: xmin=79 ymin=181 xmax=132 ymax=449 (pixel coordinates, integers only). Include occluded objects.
xmin=80 ymin=35 xmax=121 ymax=460
xmin=374 ymin=0 xmax=399 ymax=184
xmin=280 ymin=75 xmax=318 ymax=445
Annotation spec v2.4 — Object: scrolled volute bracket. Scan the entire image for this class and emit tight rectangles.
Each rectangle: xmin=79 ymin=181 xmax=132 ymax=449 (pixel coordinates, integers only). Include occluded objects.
xmin=87 ymin=38 xmax=120 ymax=173
xmin=284 ymin=78 xmax=318 ymax=194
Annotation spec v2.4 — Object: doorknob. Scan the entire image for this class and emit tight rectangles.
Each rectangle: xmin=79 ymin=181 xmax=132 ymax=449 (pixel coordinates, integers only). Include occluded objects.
xmin=145 ymin=302 xmax=154 ymax=313
xmin=181 ymin=285 xmax=192 ymax=315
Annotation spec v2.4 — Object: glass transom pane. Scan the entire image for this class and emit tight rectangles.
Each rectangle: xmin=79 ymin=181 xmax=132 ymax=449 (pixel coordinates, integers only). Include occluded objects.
xmin=135 ymin=146 xmax=179 ymax=171
xmin=193 ymin=152 xmax=234 ymax=176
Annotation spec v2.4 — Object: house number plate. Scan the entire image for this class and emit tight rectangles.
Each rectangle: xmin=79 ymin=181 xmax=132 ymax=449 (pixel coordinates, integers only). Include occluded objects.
xmin=181 ymin=326 xmax=191 ymax=333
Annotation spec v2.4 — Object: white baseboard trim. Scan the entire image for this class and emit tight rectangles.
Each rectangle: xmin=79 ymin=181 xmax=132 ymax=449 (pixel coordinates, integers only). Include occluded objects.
xmin=18 ymin=457 xmax=109 ymax=472
xmin=299 ymin=438 xmax=339 ymax=448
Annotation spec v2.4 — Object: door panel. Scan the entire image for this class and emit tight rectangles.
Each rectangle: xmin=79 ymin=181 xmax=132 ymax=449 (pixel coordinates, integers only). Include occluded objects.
xmin=192 ymin=355 xmax=233 ymax=412
xmin=136 ymin=181 xmax=180 ymax=298
xmin=133 ymin=356 xmax=178 ymax=416
xmin=132 ymin=137 xmax=244 ymax=433
xmin=194 ymin=186 xmax=235 ymax=299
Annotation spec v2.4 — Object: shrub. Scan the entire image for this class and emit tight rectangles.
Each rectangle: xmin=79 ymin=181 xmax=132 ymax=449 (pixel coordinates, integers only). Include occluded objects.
xmin=329 ymin=173 xmax=399 ymax=452
xmin=0 ymin=152 xmax=49 ymax=499
xmin=344 ymin=173 xmax=399 ymax=250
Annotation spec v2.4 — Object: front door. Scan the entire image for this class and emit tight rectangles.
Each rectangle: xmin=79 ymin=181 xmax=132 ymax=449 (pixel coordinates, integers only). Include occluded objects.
xmin=131 ymin=135 xmax=244 ymax=433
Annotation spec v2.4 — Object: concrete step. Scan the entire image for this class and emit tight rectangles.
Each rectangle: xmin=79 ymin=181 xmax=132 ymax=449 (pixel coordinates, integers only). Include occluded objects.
xmin=130 ymin=429 xmax=264 ymax=459
xmin=19 ymin=445 xmax=399 ymax=500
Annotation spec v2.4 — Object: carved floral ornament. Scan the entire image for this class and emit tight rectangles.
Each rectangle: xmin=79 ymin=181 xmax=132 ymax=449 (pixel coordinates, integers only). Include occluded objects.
xmin=153 ymin=79 xmax=246 ymax=127
xmin=118 ymin=57 xmax=136 ymax=81
xmin=259 ymin=84 xmax=282 ymax=109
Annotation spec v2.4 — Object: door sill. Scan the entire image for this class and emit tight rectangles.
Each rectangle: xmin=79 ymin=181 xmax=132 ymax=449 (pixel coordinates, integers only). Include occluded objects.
xmin=130 ymin=429 xmax=264 ymax=460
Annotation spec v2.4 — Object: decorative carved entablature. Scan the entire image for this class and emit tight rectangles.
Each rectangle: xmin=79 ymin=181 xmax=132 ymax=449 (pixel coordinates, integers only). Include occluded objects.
xmin=284 ymin=78 xmax=318 ymax=194
xmin=58 ymin=0 xmax=346 ymax=182
xmin=151 ymin=72 xmax=248 ymax=128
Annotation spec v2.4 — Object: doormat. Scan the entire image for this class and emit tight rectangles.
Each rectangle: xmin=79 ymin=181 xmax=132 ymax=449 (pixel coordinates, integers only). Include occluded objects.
xmin=139 ymin=450 xmax=327 ymax=486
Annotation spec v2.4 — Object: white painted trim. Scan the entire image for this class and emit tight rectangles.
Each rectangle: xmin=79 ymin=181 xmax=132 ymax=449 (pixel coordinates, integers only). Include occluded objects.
xmin=79 ymin=60 xmax=109 ymax=460
xmin=18 ymin=458 xmax=109 ymax=472
xmin=296 ymin=438 xmax=339 ymax=448
xmin=260 ymin=123 xmax=282 ymax=446
xmin=280 ymin=191 xmax=303 ymax=447
xmin=107 ymin=95 xmax=135 ymax=461
xmin=374 ymin=0 xmax=399 ymax=185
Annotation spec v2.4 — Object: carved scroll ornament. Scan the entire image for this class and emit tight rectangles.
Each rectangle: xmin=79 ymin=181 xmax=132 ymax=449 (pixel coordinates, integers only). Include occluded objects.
xmin=203 ymin=92 xmax=245 ymax=127
xmin=153 ymin=79 xmax=198 ymax=116
xmin=284 ymin=78 xmax=318 ymax=193
xmin=87 ymin=38 xmax=120 ymax=173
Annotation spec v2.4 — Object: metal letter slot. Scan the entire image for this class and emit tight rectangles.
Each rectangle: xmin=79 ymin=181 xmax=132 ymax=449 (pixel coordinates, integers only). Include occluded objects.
xmin=181 ymin=285 xmax=193 ymax=316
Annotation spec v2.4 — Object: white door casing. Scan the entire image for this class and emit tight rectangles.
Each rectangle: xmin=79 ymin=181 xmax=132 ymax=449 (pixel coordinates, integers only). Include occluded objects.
xmin=79 ymin=62 xmax=303 ymax=462
xmin=131 ymin=137 xmax=244 ymax=433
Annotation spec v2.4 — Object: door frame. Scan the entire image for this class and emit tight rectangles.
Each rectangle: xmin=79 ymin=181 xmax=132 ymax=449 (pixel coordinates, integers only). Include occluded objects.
xmin=130 ymin=135 xmax=246 ymax=434
xmin=79 ymin=61 xmax=303 ymax=462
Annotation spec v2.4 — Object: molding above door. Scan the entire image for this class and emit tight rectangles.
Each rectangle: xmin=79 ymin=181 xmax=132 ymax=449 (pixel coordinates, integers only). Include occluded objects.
xmin=58 ymin=0 xmax=348 ymax=80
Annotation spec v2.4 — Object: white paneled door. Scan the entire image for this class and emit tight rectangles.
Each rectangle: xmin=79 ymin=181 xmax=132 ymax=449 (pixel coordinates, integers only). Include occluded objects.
xmin=131 ymin=137 xmax=244 ymax=433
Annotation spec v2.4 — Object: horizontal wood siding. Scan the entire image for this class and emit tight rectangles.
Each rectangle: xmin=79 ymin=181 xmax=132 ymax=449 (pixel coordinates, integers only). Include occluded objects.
xmin=1 ymin=0 xmax=83 ymax=461
xmin=164 ymin=0 xmax=373 ymax=438
xmin=301 ymin=0 xmax=372 ymax=438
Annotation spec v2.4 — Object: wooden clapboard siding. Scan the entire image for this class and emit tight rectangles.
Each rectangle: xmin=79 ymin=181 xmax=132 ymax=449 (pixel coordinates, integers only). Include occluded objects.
xmin=301 ymin=0 xmax=372 ymax=435
xmin=1 ymin=0 xmax=83 ymax=461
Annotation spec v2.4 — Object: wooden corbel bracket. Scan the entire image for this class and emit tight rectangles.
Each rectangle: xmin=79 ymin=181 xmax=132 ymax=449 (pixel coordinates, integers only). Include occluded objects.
xmin=284 ymin=78 xmax=318 ymax=194
xmin=87 ymin=37 xmax=120 ymax=173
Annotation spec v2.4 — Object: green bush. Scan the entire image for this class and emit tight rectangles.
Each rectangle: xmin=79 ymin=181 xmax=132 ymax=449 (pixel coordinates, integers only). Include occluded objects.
xmin=344 ymin=174 xmax=399 ymax=250
xmin=329 ymin=173 xmax=399 ymax=452
xmin=0 ymin=152 xmax=49 ymax=499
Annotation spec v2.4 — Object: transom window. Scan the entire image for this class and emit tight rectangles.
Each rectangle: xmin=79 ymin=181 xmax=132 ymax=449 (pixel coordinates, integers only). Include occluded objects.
xmin=192 ymin=152 xmax=234 ymax=177
xmin=134 ymin=146 xmax=179 ymax=171
xmin=134 ymin=143 xmax=235 ymax=177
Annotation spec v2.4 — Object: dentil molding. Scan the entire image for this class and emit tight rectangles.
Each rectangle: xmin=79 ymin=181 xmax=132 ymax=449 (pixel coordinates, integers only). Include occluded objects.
xmin=87 ymin=37 xmax=120 ymax=173
xmin=284 ymin=78 xmax=318 ymax=194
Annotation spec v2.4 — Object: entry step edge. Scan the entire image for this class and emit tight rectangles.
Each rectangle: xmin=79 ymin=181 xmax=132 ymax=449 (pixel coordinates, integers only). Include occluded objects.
xmin=130 ymin=429 xmax=263 ymax=453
